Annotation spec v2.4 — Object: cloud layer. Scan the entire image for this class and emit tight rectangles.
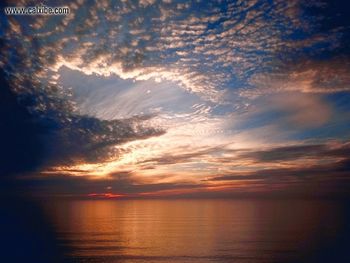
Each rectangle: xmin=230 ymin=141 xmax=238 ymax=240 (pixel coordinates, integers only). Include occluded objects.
xmin=1 ymin=0 xmax=350 ymax=198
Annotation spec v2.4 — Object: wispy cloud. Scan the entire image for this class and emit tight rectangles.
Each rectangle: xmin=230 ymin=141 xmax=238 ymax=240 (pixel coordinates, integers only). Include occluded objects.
xmin=1 ymin=0 xmax=350 ymax=197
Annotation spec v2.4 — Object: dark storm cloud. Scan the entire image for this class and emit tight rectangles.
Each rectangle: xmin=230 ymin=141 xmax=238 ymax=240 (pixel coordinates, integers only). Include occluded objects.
xmin=0 ymin=71 xmax=46 ymax=176
xmin=0 ymin=12 xmax=165 ymax=179
xmin=0 ymin=68 xmax=164 ymax=178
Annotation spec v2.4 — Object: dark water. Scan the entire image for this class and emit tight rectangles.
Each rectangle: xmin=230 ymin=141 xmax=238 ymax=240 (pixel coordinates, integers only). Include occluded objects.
xmin=42 ymin=199 xmax=350 ymax=263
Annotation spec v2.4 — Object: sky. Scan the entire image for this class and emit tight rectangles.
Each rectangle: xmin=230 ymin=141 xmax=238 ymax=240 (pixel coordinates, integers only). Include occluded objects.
xmin=1 ymin=0 xmax=350 ymax=198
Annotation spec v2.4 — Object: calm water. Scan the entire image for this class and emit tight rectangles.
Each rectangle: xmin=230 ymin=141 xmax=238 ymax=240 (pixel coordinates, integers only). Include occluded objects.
xmin=43 ymin=199 xmax=349 ymax=263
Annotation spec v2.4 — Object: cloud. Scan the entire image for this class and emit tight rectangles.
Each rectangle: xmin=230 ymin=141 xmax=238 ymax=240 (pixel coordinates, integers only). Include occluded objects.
xmin=57 ymin=66 xmax=202 ymax=120
xmin=246 ymin=59 xmax=350 ymax=96
xmin=207 ymin=157 xmax=350 ymax=184
xmin=0 ymin=71 xmax=46 ymax=176
xmin=205 ymin=141 xmax=350 ymax=181
xmin=202 ymin=146 xmax=350 ymax=198
xmin=237 ymin=142 xmax=350 ymax=163
xmin=0 ymin=67 xmax=164 ymax=177
xmin=260 ymin=92 xmax=332 ymax=129
xmin=1 ymin=0 xmax=350 ymax=198
xmin=238 ymin=144 xmax=327 ymax=162
xmin=139 ymin=145 xmax=224 ymax=166
xmin=20 ymin=171 xmax=203 ymax=197
xmin=3 ymin=0 xmax=344 ymax=105
xmin=1 ymin=1 xmax=173 ymax=179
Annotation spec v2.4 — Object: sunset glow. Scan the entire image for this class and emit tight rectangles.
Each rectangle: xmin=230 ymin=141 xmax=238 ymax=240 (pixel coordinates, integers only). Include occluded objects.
xmin=1 ymin=0 xmax=349 ymax=198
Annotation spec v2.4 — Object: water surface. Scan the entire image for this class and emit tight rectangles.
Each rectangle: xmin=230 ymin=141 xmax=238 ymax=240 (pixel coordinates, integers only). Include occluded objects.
xmin=43 ymin=199 xmax=349 ymax=263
